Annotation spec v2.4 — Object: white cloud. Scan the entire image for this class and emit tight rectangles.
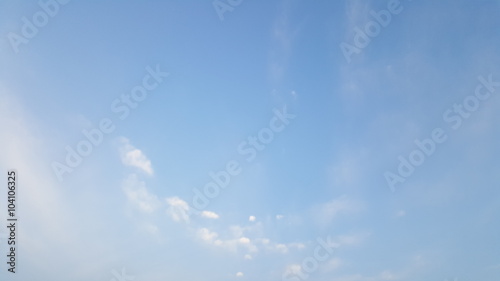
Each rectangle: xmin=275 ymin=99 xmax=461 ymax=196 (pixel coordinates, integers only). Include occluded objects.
xmin=201 ymin=210 xmax=219 ymax=219
xmin=198 ymin=226 xmax=258 ymax=254
xmin=276 ymin=214 xmax=284 ymax=220
xmin=119 ymin=137 xmax=154 ymax=175
xmin=236 ymin=272 xmax=244 ymax=277
xmin=166 ymin=196 xmax=191 ymax=223
xmin=122 ymin=174 xmax=160 ymax=213
xmin=249 ymin=215 xmax=256 ymax=222
xmin=0 ymin=85 xmax=124 ymax=279
xmin=265 ymin=241 xmax=305 ymax=254
xmin=239 ymin=237 xmax=251 ymax=244
xmin=191 ymin=219 xmax=309 ymax=259
xmin=197 ymin=228 xmax=218 ymax=243
xmin=275 ymin=243 xmax=288 ymax=253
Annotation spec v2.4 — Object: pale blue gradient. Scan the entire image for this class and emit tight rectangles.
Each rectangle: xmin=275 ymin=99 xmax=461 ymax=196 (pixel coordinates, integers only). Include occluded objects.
xmin=0 ymin=1 xmax=499 ymax=281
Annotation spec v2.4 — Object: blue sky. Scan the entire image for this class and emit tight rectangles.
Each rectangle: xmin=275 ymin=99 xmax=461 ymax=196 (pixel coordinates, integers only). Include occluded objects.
xmin=0 ymin=0 xmax=500 ymax=280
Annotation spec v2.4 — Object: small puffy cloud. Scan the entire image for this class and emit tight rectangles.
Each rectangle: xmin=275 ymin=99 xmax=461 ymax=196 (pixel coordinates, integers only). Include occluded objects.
xmin=201 ymin=210 xmax=219 ymax=219
xmin=166 ymin=197 xmax=190 ymax=223
xmin=122 ymin=174 xmax=160 ymax=213
xmin=270 ymin=242 xmax=305 ymax=254
xmin=203 ymin=233 xmax=258 ymax=253
xmin=249 ymin=216 xmax=256 ymax=222
xmin=239 ymin=237 xmax=251 ymax=244
xmin=276 ymin=214 xmax=284 ymax=220
xmin=196 ymin=224 xmax=267 ymax=254
xmin=198 ymin=228 xmax=218 ymax=243
xmin=236 ymin=272 xmax=244 ymax=277
xmin=275 ymin=243 xmax=288 ymax=253
xmin=119 ymin=137 xmax=154 ymax=175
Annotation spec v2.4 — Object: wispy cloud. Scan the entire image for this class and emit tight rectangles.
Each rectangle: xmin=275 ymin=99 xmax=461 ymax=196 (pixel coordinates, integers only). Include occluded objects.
xmin=197 ymin=227 xmax=219 ymax=243
xmin=197 ymin=226 xmax=259 ymax=254
xmin=0 ymin=85 xmax=119 ymax=279
xmin=344 ymin=0 xmax=372 ymax=37
xmin=313 ymin=195 xmax=364 ymax=226
xmin=119 ymin=137 xmax=154 ymax=175
xmin=122 ymin=174 xmax=160 ymax=213
xmin=201 ymin=210 xmax=220 ymax=219
xmin=166 ymin=196 xmax=191 ymax=223
xmin=268 ymin=0 xmax=303 ymax=90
